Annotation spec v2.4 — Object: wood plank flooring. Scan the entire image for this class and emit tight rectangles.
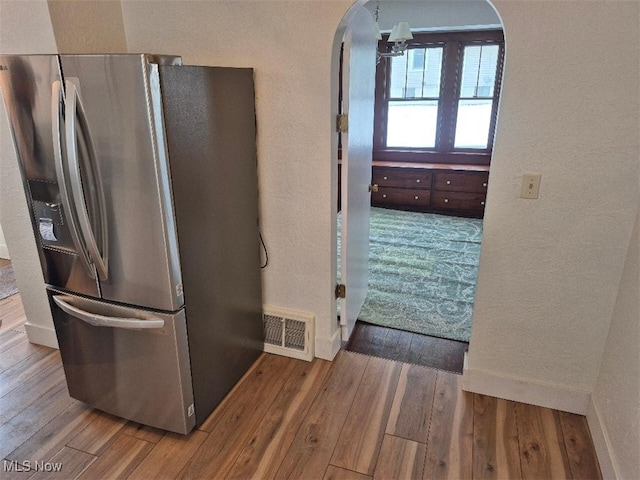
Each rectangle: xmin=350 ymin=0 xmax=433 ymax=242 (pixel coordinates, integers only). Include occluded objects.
xmin=345 ymin=321 xmax=468 ymax=374
xmin=1 ymin=293 xmax=602 ymax=479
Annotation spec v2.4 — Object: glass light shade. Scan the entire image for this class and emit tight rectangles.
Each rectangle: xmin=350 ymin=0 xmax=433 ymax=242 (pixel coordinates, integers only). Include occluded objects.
xmin=388 ymin=24 xmax=399 ymax=42
xmin=394 ymin=22 xmax=413 ymax=41
xmin=374 ymin=22 xmax=382 ymax=41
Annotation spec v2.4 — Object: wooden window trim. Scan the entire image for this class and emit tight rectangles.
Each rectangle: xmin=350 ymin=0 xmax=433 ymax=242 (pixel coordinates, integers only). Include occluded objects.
xmin=373 ymin=29 xmax=504 ymax=166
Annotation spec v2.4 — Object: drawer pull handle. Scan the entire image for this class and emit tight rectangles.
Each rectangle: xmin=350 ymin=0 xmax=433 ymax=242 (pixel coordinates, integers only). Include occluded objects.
xmin=382 ymin=194 xmax=387 ymax=198
xmin=481 ymin=201 xmax=485 ymax=205
xmin=414 ymin=196 xmax=419 ymax=200
xmin=483 ymin=183 xmax=488 ymax=187
xmin=446 ymin=180 xmax=451 ymax=185
xmin=383 ymin=176 xmax=388 ymax=180
xmin=416 ymin=179 xmax=420 ymax=183
xmin=444 ymin=198 xmax=449 ymax=203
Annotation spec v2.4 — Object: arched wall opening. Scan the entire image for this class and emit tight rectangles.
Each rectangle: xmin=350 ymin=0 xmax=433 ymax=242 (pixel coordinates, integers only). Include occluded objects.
xmin=331 ymin=0 xmax=505 ymax=362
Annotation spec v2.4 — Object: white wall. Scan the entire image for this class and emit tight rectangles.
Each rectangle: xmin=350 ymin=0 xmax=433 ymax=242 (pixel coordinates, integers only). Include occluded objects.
xmin=463 ymin=0 xmax=639 ymax=414
xmin=47 ymin=0 xmax=128 ymax=54
xmin=588 ymin=206 xmax=640 ymax=480
xmin=0 ymin=0 xmax=57 ymax=346
xmin=365 ymin=0 xmax=501 ymax=31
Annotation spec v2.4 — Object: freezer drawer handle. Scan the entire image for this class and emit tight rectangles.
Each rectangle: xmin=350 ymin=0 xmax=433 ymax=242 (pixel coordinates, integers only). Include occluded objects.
xmin=53 ymin=296 xmax=165 ymax=330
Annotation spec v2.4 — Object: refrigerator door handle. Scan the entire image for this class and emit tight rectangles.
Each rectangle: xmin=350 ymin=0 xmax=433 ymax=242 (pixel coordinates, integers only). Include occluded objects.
xmin=64 ymin=80 xmax=109 ymax=281
xmin=51 ymin=80 xmax=95 ymax=278
xmin=53 ymin=295 xmax=165 ymax=330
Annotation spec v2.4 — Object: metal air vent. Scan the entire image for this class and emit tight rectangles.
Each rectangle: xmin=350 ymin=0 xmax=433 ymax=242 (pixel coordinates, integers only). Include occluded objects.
xmin=262 ymin=306 xmax=314 ymax=361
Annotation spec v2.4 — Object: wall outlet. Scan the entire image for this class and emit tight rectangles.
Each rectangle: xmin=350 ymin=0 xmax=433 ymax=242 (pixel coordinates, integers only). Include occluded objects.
xmin=521 ymin=173 xmax=542 ymax=199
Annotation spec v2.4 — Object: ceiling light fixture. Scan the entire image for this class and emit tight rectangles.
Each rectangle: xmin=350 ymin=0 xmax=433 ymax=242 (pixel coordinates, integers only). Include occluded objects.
xmin=374 ymin=1 xmax=413 ymax=62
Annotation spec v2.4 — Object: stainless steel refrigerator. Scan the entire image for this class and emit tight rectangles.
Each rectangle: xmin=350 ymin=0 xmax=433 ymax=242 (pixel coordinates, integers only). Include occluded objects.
xmin=0 ymin=54 xmax=264 ymax=434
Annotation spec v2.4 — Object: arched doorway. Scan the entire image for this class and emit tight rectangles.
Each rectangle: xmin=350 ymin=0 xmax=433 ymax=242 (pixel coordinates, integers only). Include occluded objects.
xmin=336 ymin=0 xmax=504 ymax=373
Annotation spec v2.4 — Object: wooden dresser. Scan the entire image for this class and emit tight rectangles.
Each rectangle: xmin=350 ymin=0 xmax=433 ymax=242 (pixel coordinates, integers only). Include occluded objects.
xmin=371 ymin=161 xmax=489 ymax=218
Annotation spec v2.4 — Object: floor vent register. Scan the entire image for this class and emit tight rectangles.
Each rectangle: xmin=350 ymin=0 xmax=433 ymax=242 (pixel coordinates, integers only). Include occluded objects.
xmin=262 ymin=306 xmax=314 ymax=361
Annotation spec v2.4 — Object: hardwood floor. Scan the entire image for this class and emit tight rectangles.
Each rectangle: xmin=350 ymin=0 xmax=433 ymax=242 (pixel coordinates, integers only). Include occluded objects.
xmin=345 ymin=321 xmax=468 ymax=374
xmin=1 ymin=293 xmax=602 ymax=479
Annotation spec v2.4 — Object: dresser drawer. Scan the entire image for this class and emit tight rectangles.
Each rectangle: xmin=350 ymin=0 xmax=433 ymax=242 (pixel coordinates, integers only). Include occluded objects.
xmin=431 ymin=191 xmax=486 ymax=212
xmin=372 ymin=167 xmax=432 ymax=189
xmin=433 ymin=172 xmax=489 ymax=193
xmin=372 ymin=187 xmax=431 ymax=208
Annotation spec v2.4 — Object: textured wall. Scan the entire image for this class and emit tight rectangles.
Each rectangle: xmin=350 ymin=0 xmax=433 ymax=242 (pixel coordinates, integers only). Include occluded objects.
xmin=0 ymin=0 xmax=57 ymax=54
xmin=467 ymin=0 xmax=639 ymax=395
xmin=590 ymin=206 xmax=640 ymax=479
xmin=47 ymin=0 xmax=127 ymax=54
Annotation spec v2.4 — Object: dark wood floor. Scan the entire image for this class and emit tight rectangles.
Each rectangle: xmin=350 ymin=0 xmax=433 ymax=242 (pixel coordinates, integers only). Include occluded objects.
xmin=345 ymin=321 xmax=468 ymax=374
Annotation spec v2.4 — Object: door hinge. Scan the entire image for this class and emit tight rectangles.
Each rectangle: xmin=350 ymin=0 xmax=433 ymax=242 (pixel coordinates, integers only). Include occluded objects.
xmin=335 ymin=283 xmax=346 ymax=299
xmin=336 ymin=114 xmax=348 ymax=133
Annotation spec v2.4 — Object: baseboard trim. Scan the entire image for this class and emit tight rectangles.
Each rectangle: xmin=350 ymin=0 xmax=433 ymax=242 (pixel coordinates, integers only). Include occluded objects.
xmin=314 ymin=328 xmax=341 ymax=361
xmin=462 ymin=354 xmax=590 ymax=414
xmin=0 ymin=244 xmax=9 ymax=259
xmin=24 ymin=322 xmax=58 ymax=349
xmin=587 ymin=397 xmax=618 ymax=479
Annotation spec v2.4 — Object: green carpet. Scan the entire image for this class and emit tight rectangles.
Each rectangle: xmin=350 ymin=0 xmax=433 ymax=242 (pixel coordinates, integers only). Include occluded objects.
xmin=338 ymin=207 xmax=483 ymax=342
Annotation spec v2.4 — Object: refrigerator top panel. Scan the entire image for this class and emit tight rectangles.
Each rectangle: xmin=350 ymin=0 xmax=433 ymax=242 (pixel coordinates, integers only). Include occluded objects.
xmin=56 ymin=54 xmax=182 ymax=66
xmin=140 ymin=54 xmax=182 ymax=66
xmin=58 ymin=54 xmax=184 ymax=311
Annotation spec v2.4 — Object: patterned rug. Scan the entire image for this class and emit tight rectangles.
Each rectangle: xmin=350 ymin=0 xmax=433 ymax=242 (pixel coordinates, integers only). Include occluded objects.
xmin=0 ymin=265 xmax=19 ymax=300
xmin=339 ymin=208 xmax=483 ymax=342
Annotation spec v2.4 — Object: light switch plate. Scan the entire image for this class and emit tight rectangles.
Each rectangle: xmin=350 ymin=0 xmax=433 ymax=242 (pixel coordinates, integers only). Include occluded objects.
xmin=521 ymin=173 xmax=542 ymax=199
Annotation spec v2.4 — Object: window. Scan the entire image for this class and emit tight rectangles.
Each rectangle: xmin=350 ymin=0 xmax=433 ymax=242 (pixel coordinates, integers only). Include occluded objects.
xmin=387 ymin=47 xmax=443 ymax=148
xmin=373 ymin=30 xmax=504 ymax=165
